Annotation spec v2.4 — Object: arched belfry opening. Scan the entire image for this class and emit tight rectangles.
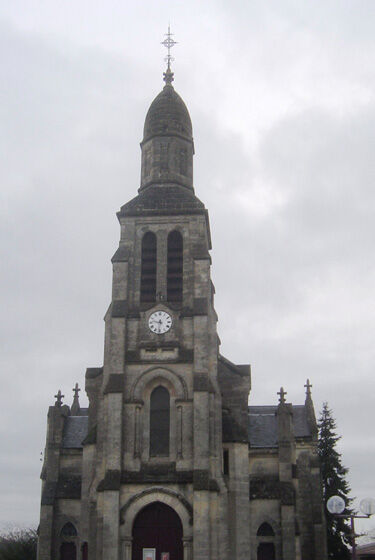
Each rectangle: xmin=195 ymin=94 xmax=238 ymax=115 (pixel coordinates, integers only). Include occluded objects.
xmin=167 ymin=230 xmax=183 ymax=302
xmin=132 ymin=502 xmax=183 ymax=560
xmin=150 ymin=386 xmax=170 ymax=456
xmin=140 ymin=232 xmax=157 ymax=303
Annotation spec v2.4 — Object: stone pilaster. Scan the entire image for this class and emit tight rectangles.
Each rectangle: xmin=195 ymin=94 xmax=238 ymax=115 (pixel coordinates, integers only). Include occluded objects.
xmin=277 ymin=392 xmax=296 ymax=560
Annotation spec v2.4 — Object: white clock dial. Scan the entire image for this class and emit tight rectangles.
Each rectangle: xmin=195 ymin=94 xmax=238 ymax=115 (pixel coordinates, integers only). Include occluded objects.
xmin=148 ymin=311 xmax=172 ymax=334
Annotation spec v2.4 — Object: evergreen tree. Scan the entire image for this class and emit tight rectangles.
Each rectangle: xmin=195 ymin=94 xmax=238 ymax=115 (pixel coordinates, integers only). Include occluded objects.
xmin=318 ymin=402 xmax=353 ymax=559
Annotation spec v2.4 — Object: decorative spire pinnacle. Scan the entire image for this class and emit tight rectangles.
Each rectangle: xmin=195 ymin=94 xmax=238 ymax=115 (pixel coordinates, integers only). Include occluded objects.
xmin=277 ymin=387 xmax=287 ymax=404
xmin=161 ymin=25 xmax=177 ymax=85
xmin=73 ymin=382 xmax=80 ymax=398
xmin=54 ymin=390 xmax=64 ymax=407
xmin=71 ymin=382 xmax=81 ymax=415
xmin=304 ymin=379 xmax=312 ymax=398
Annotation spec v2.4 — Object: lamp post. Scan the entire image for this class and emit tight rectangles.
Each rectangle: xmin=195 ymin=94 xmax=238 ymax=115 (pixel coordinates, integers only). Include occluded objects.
xmin=326 ymin=496 xmax=375 ymax=560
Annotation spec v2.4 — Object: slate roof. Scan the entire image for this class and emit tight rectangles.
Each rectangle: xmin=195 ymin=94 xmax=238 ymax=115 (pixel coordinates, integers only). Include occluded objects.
xmin=118 ymin=185 xmax=206 ymax=217
xmin=61 ymin=406 xmax=311 ymax=449
xmin=62 ymin=415 xmax=89 ymax=449
xmin=248 ymin=405 xmax=311 ymax=448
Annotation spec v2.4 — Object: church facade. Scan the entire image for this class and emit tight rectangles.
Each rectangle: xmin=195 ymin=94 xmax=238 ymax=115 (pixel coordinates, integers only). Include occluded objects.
xmin=38 ymin=65 xmax=327 ymax=560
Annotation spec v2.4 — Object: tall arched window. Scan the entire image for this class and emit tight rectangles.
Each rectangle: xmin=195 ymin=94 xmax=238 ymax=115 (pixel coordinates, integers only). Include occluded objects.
xmin=140 ymin=232 xmax=157 ymax=303
xmin=167 ymin=230 xmax=183 ymax=302
xmin=150 ymin=386 xmax=170 ymax=456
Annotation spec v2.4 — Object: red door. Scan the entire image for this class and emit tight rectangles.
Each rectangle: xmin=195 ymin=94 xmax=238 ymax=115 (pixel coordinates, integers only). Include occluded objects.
xmin=60 ymin=542 xmax=76 ymax=560
xmin=132 ymin=502 xmax=183 ymax=560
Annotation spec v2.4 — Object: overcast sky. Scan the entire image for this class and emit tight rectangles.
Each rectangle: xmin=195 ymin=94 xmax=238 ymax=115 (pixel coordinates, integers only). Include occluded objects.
xmin=1 ymin=0 xmax=375 ymax=534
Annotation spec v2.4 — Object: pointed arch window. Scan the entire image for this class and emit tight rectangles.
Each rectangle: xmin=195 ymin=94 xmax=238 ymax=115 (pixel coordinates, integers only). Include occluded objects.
xmin=140 ymin=232 xmax=157 ymax=303
xmin=150 ymin=386 xmax=170 ymax=456
xmin=167 ymin=230 xmax=183 ymax=302
xmin=60 ymin=522 xmax=77 ymax=538
xmin=257 ymin=522 xmax=275 ymax=536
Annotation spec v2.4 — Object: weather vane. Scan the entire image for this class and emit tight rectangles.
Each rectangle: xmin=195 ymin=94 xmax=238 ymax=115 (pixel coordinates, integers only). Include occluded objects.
xmin=161 ymin=25 xmax=177 ymax=71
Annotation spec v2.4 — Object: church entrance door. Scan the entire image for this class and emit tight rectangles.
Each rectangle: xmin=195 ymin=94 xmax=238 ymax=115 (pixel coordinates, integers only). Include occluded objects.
xmin=60 ymin=542 xmax=76 ymax=560
xmin=132 ymin=501 xmax=183 ymax=560
xmin=257 ymin=542 xmax=275 ymax=560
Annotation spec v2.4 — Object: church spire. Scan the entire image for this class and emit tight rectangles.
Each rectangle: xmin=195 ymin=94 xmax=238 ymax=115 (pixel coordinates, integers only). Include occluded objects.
xmin=71 ymin=382 xmax=81 ymax=415
xmin=304 ymin=379 xmax=318 ymax=439
xmin=139 ymin=27 xmax=194 ymax=193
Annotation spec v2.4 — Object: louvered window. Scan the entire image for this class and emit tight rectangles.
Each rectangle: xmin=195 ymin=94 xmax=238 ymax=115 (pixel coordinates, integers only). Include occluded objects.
xmin=150 ymin=386 xmax=170 ymax=456
xmin=140 ymin=232 xmax=157 ymax=303
xmin=167 ymin=230 xmax=183 ymax=302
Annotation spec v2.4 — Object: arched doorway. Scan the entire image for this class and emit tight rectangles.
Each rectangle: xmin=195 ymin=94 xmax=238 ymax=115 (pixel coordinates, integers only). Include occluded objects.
xmin=132 ymin=501 xmax=183 ymax=560
xmin=257 ymin=542 xmax=275 ymax=560
xmin=60 ymin=542 xmax=76 ymax=560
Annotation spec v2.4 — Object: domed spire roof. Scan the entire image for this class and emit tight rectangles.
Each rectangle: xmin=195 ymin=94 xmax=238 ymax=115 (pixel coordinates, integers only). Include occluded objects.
xmin=142 ymin=80 xmax=193 ymax=143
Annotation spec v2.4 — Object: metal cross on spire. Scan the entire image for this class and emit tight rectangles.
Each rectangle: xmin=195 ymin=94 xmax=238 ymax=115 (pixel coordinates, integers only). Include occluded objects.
xmin=161 ymin=25 xmax=177 ymax=85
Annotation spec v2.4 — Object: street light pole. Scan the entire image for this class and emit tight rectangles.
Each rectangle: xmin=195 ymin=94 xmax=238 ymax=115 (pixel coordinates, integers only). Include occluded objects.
xmin=326 ymin=496 xmax=375 ymax=560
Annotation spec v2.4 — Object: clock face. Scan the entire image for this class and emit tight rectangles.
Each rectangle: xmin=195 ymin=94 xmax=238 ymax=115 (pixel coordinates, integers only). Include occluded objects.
xmin=148 ymin=311 xmax=172 ymax=334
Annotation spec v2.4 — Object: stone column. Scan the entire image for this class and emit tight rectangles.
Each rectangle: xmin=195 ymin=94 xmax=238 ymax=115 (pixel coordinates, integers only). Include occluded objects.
xmin=121 ymin=537 xmax=132 ymax=560
xmin=183 ymin=537 xmax=193 ymax=560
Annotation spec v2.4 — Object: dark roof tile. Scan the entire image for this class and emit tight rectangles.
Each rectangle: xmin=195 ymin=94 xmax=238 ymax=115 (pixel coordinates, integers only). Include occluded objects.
xmin=62 ymin=416 xmax=88 ymax=448
xmin=248 ymin=405 xmax=311 ymax=448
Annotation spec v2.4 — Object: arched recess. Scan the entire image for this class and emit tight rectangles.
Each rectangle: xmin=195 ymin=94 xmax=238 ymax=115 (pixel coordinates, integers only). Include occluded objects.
xmin=252 ymin=515 xmax=280 ymax=537
xmin=131 ymin=366 xmax=187 ymax=402
xmin=167 ymin=230 xmax=183 ymax=302
xmin=129 ymin=368 xmax=188 ymax=462
xmin=257 ymin=522 xmax=275 ymax=536
xmin=255 ymin=520 xmax=277 ymax=560
xmin=120 ymin=487 xmax=193 ymax=539
xmin=60 ymin=522 xmax=77 ymax=538
xmin=140 ymin=232 xmax=157 ymax=303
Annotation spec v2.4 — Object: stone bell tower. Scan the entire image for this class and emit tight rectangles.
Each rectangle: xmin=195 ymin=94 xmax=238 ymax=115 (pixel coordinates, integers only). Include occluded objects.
xmin=81 ymin=55 xmax=249 ymax=559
